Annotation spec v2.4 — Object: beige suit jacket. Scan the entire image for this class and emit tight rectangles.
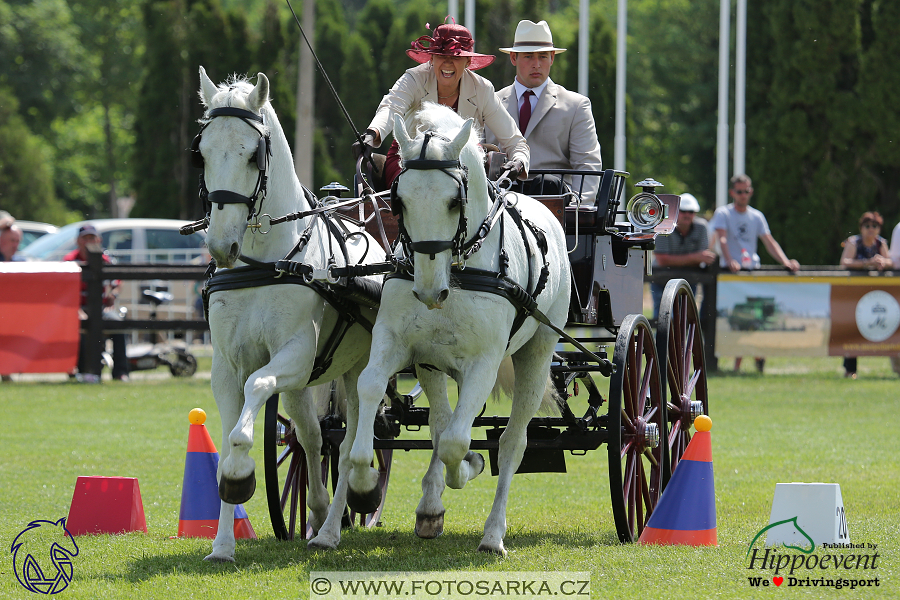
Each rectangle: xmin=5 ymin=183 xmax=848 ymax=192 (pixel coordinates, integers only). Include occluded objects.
xmin=487 ymin=79 xmax=603 ymax=201
xmin=367 ymin=63 xmax=530 ymax=176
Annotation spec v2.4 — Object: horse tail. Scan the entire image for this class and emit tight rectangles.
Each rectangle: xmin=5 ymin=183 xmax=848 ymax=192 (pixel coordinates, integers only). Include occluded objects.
xmin=312 ymin=382 xmax=344 ymax=419
xmin=491 ymin=357 xmax=562 ymax=416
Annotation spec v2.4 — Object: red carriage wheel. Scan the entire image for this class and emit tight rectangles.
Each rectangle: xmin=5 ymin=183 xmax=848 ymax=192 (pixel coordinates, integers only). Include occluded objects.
xmin=656 ymin=279 xmax=709 ymax=484
xmin=264 ymin=394 xmax=393 ymax=540
xmin=607 ymin=314 xmax=668 ymax=542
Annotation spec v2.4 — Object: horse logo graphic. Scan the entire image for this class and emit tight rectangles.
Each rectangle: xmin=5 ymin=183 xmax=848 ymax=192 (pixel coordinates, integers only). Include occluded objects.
xmin=747 ymin=516 xmax=815 ymax=557
xmin=11 ymin=518 xmax=79 ymax=594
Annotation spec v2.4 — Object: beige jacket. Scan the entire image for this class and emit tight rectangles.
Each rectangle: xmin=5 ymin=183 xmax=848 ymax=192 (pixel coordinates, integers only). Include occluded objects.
xmin=368 ymin=63 xmax=530 ymax=176
xmin=487 ymin=79 xmax=603 ymax=201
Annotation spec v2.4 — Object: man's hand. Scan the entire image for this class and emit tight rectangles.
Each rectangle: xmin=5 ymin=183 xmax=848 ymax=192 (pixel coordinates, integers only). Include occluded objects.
xmin=351 ymin=129 xmax=378 ymax=160
xmin=500 ymin=158 xmax=525 ymax=181
xmin=785 ymin=258 xmax=800 ymax=272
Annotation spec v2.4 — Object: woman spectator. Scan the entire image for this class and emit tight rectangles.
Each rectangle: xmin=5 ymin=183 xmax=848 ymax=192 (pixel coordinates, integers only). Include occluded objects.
xmin=839 ymin=211 xmax=893 ymax=378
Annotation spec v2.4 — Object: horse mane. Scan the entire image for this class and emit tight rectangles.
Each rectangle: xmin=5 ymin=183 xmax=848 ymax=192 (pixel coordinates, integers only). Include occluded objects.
xmin=407 ymin=102 xmax=485 ymax=167
xmin=198 ymin=74 xmax=272 ymax=137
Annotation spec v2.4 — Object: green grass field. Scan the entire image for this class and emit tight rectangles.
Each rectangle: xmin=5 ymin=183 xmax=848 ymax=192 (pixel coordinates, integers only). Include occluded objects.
xmin=1 ymin=356 xmax=897 ymax=599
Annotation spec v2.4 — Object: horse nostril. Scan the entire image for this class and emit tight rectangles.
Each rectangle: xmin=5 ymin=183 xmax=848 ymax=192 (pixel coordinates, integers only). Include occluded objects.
xmin=438 ymin=289 xmax=449 ymax=304
xmin=412 ymin=290 xmax=421 ymax=303
xmin=230 ymin=242 xmax=239 ymax=258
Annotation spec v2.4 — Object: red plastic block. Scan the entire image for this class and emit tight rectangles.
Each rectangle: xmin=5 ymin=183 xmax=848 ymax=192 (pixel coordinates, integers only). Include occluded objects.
xmin=66 ymin=476 xmax=148 ymax=535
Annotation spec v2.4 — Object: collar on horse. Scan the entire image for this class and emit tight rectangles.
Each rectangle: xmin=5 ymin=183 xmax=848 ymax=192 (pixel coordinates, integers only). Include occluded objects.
xmin=191 ymin=107 xmax=272 ymax=222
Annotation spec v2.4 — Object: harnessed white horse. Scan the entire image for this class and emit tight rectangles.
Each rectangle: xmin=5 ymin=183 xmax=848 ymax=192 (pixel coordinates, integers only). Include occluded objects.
xmin=347 ymin=103 xmax=572 ymax=555
xmin=195 ymin=67 xmax=380 ymax=560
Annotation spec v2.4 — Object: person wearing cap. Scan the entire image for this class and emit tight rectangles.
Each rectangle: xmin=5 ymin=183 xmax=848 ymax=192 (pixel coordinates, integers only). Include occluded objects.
xmin=65 ymin=224 xmax=129 ymax=381
xmin=353 ymin=19 xmax=529 ymax=190
xmin=650 ymin=193 xmax=717 ymax=320
xmin=1 ymin=220 xmax=23 ymax=262
xmin=485 ymin=20 xmax=603 ymax=203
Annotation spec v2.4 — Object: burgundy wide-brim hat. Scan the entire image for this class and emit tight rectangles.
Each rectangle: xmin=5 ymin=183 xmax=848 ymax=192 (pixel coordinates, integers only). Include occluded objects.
xmin=407 ymin=23 xmax=495 ymax=70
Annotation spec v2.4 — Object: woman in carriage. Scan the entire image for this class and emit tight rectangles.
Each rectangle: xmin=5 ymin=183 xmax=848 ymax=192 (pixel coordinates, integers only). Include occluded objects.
xmin=352 ymin=19 xmax=530 ymax=189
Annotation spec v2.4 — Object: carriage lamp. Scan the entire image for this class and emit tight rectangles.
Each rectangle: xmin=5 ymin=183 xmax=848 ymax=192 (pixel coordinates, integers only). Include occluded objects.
xmin=320 ymin=182 xmax=350 ymax=198
xmin=625 ymin=192 xmax=666 ymax=230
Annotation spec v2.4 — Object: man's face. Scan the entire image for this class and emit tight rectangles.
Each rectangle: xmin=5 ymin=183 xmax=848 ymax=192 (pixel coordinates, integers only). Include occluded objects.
xmin=77 ymin=233 xmax=101 ymax=253
xmin=676 ymin=210 xmax=695 ymax=232
xmin=0 ymin=228 xmax=22 ymax=258
xmin=729 ymin=181 xmax=753 ymax=207
xmin=511 ymin=51 xmax=555 ymax=88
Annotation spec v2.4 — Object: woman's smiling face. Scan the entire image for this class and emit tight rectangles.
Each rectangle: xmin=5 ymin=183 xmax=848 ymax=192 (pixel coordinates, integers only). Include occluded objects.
xmin=432 ymin=55 xmax=471 ymax=90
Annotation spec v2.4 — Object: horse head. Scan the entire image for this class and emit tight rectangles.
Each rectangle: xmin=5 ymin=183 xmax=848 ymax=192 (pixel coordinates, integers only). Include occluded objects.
xmin=197 ymin=66 xmax=272 ymax=268
xmin=392 ymin=107 xmax=483 ymax=309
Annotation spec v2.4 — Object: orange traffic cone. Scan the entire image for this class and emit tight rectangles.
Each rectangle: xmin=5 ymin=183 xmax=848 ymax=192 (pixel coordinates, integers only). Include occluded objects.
xmin=639 ymin=415 xmax=717 ymax=545
xmin=177 ymin=408 xmax=256 ymax=539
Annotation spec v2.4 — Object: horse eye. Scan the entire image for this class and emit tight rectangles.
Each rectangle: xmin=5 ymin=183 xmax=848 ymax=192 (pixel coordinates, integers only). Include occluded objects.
xmin=249 ymin=151 xmax=258 ymax=165
xmin=448 ymin=198 xmax=460 ymax=211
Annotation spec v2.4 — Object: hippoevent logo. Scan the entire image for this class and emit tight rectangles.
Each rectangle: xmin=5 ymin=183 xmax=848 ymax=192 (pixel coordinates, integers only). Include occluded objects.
xmin=745 ymin=517 xmax=880 ymax=590
xmin=10 ymin=518 xmax=79 ymax=594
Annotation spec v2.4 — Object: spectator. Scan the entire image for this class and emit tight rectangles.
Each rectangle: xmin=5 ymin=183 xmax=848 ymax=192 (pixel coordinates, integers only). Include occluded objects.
xmin=1 ymin=213 xmax=22 ymax=381
xmin=650 ymin=193 xmax=717 ymax=319
xmin=710 ymin=174 xmax=800 ymax=373
xmin=353 ymin=20 xmax=529 ymax=190
xmin=840 ymin=211 xmax=893 ymax=378
xmin=65 ymin=224 xmax=129 ymax=382
xmin=485 ymin=20 xmax=603 ymax=202
xmin=1 ymin=221 xmax=23 ymax=262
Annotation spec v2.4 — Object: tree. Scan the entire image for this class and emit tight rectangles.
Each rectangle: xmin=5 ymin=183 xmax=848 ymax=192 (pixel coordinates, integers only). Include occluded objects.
xmin=0 ymin=87 xmax=75 ymax=224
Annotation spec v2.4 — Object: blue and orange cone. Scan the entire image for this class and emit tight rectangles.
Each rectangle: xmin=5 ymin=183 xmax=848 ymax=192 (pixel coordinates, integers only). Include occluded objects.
xmin=639 ymin=415 xmax=716 ymax=545
xmin=178 ymin=408 xmax=256 ymax=539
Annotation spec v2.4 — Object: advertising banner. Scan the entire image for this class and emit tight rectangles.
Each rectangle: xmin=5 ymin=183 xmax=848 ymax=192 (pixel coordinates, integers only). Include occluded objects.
xmin=0 ymin=262 xmax=81 ymax=373
xmin=715 ymin=275 xmax=900 ymax=358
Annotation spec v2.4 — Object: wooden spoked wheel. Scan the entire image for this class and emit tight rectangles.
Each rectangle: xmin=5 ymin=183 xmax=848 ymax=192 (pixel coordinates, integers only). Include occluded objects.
xmin=607 ymin=314 xmax=668 ymax=542
xmin=263 ymin=394 xmax=392 ymax=540
xmin=656 ymin=279 xmax=709 ymax=484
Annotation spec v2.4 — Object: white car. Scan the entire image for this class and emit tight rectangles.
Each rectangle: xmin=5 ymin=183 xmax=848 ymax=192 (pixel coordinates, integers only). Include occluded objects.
xmin=15 ymin=220 xmax=59 ymax=250
xmin=18 ymin=218 xmax=207 ymax=264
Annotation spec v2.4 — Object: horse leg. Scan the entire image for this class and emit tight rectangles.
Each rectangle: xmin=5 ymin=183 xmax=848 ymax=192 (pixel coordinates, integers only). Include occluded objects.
xmin=206 ymin=359 xmax=242 ymax=562
xmin=308 ymin=358 xmax=365 ymax=550
xmin=477 ymin=329 xmax=557 ymax=556
xmin=414 ymin=367 xmax=451 ymax=539
xmin=219 ymin=337 xmax=316 ymax=504
xmin=280 ymin=386 xmax=332 ymax=535
xmin=439 ymin=363 xmax=497 ymax=491
xmin=348 ymin=335 xmax=409 ymax=514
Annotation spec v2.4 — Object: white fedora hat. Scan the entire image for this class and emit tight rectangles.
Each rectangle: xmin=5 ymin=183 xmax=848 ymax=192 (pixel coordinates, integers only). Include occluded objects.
xmin=500 ymin=20 xmax=567 ymax=54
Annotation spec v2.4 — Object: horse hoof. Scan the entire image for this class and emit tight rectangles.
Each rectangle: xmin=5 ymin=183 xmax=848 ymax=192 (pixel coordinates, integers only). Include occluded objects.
xmin=476 ymin=541 xmax=507 ymax=557
xmin=218 ymin=472 xmax=256 ymax=504
xmin=307 ymin=537 xmax=338 ymax=551
xmin=465 ymin=451 xmax=485 ymax=478
xmin=347 ymin=486 xmax=382 ymax=514
xmin=203 ymin=553 xmax=235 ymax=563
xmin=414 ymin=512 xmax=445 ymax=539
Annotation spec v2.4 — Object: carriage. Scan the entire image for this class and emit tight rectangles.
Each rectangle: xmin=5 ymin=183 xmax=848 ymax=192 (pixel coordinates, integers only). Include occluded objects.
xmin=190 ymin=70 xmax=708 ymax=560
xmin=261 ymin=158 xmax=709 ymax=546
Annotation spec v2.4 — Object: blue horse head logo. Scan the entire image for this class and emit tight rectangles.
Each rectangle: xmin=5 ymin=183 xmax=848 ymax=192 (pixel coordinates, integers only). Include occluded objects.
xmin=11 ymin=518 xmax=79 ymax=594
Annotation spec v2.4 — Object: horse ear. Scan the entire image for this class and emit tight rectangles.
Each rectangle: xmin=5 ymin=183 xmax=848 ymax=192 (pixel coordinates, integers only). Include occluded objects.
xmin=447 ymin=118 xmax=474 ymax=159
xmin=249 ymin=73 xmax=270 ymax=113
xmin=199 ymin=66 xmax=218 ymax=108
xmin=392 ymin=114 xmax=413 ymax=157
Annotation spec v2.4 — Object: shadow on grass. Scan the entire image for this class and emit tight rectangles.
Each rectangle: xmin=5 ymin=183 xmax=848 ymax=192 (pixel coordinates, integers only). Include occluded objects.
xmin=122 ymin=527 xmax=622 ymax=582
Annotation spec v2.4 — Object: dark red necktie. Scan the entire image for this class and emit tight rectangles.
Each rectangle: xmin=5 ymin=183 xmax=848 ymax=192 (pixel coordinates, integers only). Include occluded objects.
xmin=519 ymin=90 xmax=534 ymax=133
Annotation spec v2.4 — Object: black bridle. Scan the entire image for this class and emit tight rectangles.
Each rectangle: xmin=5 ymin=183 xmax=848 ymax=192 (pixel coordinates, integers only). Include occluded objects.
xmin=391 ymin=132 xmax=469 ymax=260
xmin=191 ymin=106 xmax=272 ymax=221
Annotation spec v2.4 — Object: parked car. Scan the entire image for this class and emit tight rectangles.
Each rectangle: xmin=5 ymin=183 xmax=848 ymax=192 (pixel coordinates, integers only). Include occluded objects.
xmin=18 ymin=218 xmax=207 ymax=264
xmin=19 ymin=218 xmax=209 ymax=325
xmin=15 ymin=220 xmax=59 ymax=250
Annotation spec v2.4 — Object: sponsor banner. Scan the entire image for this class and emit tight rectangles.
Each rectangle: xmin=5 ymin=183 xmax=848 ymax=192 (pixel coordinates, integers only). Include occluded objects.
xmin=715 ymin=275 xmax=900 ymax=357
xmin=0 ymin=262 xmax=81 ymax=373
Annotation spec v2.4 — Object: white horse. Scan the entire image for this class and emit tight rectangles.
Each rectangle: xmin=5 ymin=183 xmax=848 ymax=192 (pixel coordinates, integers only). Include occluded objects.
xmin=195 ymin=67 xmax=379 ymax=560
xmin=347 ymin=104 xmax=571 ymax=555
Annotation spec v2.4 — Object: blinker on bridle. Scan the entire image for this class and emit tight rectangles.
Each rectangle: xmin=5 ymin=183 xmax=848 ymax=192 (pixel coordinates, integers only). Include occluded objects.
xmin=191 ymin=106 xmax=272 ymax=221
xmin=391 ymin=132 xmax=469 ymax=260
